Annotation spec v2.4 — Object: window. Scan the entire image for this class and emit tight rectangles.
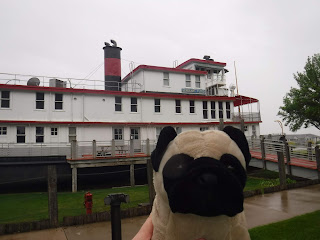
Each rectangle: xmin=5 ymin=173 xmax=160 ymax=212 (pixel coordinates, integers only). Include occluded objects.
xmin=185 ymin=74 xmax=191 ymax=87
xmin=131 ymin=97 xmax=137 ymax=112
xmin=195 ymin=75 xmax=201 ymax=88
xmin=244 ymin=126 xmax=248 ymax=132
xmin=156 ymin=127 xmax=163 ymax=140
xmin=163 ymin=72 xmax=169 ymax=86
xmin=1 ymin=91 xmax=10 ymax=108
xmin=0 ymin=127 xmax=7 ymax=135
xmin=51 ymin=127 xmax=58 ymax=135
xmin=55 ymin=93 xmax=63 ymax=110
xmin=200 ymin=127 xmax=209 ymax=131
xmin=210 ymin=101 xmax=216 ymax=119
xmin=36 ymin=92 xmax=44 ymax=109
xmin=115 ymin=96 xmax=122 ymax=111
xmin=189 ymin=100 xmax=195 ymax=113
xmin=36 ymin=127 xmax=44 ymax=143
xmin=113 ymin=128 xmax=123 ymax=140
xmin=130 ymin=128 xmax=139 ymax=140
xmin=226 ymin=102 xmax=231 ymax=119
xmin=69 ymin=127 xmax=76 ymax=142
xmin=218 ymin=101 xmax=224 ymax=119
xmin=154 ymin=99 xmax=161 ymax=113
xmin=207 ymin=70 xmax=211 ymax=79
xmin=252 ymin=125 xmax=257 ymax=136
xmin=203 ymin=101 xmax=208 ymax=119
xmin=175 ymin=99 xmax=181 ymax=113
xmin=175 ymin=127 xmax=182 ymax=134
xmin=17 ymin=126 xmax=25 ymax=143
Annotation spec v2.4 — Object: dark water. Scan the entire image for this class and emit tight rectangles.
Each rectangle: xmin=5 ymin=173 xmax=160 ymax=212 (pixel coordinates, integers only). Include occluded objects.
xmin=0 ymin=164 xmax=148 ymax=193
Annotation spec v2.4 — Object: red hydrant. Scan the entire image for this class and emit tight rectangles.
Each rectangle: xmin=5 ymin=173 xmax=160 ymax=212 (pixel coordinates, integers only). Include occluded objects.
xmin=84 ymin=192 xmax=93 ymax=215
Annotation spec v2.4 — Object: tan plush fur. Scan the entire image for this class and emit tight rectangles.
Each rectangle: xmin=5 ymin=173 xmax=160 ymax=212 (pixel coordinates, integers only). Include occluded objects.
xmin=151 ymin=130 xmax=251 ymax=240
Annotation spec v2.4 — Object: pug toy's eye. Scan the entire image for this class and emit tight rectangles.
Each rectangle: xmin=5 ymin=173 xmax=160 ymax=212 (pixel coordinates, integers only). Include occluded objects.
xmin=220 ymin=154 xmax=240 ymax=173
xmin=163 ymin=154 xmax=194 ymax=180
xmin=226 ymin=164 xmax=235 ymax=171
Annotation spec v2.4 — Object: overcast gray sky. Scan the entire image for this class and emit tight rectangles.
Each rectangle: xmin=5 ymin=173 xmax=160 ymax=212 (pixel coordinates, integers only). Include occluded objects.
xmin=1 ymin=0 xmax=320 ymax=135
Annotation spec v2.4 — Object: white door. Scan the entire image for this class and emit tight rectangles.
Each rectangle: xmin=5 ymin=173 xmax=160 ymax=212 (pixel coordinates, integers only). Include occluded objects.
xmin=130 ymin=127 xmax=141 ymax=152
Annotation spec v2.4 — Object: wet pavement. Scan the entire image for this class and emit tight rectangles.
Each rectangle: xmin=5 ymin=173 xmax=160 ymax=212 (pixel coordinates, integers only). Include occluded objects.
xmin=1 ymin=184 xmax=320 ymax=240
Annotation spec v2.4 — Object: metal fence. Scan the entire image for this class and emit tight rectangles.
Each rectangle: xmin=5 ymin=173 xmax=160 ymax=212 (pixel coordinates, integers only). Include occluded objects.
xmin=0 ymin=72 xmax=142 ymax=92
xmin=0 ymin=143 xmax=71 ymax=158
xmin=0 ymin=139 xmax=157 ymax=159
xmin=247 ymin=137 xmax=318 ymax=162
xmin=233 ymin=112 xmax=261 ymax=122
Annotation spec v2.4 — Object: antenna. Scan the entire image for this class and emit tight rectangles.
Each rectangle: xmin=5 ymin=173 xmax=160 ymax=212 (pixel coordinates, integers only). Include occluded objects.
xmin=234 ymin=61 xmax=239 ymax=96
xmin=234 ymin=61 xmax=241 ymax=117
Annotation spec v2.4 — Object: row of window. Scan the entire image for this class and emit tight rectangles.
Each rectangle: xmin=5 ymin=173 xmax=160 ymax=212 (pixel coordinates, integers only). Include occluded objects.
xmin=36 ymin=92 xmax=63 ymax=110
xmin=1 ymin=126 xmax=138 ymax=143
xmin=202 ymin=101 xmax=231 ymax=119
xmin=1 ymin=91 xmax=231 ymax=119
xmin=0 ymin=125 xmax=254 ymax=143
xmin=0 ymin=91 xmax=63 ymax=110
xmin=3 ymin=126 xmax=76 ymax=143
xmin=115 ymin=97 xmax=231 ymax=119
xmin=162 ymin=73 xmax=202 ymax=88
xmin=16 ymin=126 xmax=58 ymax=143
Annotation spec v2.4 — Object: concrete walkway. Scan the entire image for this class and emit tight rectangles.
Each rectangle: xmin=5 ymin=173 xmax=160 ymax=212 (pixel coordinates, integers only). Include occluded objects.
xmin=1 ymin=184 xmax=320 ymax=240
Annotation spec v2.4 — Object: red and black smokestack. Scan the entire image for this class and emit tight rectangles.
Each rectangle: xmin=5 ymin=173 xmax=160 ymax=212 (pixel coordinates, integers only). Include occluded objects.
xmin=103 ymin=40 xmax=122 ymax=91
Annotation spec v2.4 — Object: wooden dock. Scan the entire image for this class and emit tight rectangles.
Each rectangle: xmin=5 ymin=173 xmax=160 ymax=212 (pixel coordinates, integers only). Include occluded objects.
xmin=67 ymin=155 xmax=150 ymax=192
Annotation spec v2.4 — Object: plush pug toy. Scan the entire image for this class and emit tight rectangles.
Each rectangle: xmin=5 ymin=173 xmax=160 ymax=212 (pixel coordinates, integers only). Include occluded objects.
xmin=150 ymin=126 xmax=251 ymax=240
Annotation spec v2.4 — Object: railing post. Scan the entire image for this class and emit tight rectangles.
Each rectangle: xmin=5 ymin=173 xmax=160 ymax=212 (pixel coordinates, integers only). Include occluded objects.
xmin=92 ymin=140 xmax=97 ymax=159
xmin=277 ymin=151 xmax=287 ymax=189
xmin=130 ymin=163 xmax=135 ymax=187
xmin=251 ymin=135 xmax=254 ymax=150
xmin=260 ymin=136 xmax=266 ymax=170
xmin=146 ymin=138 xmax=150 ymax=156
xmin=240 ymin=119 xmax=245 ymax=133
xmin=72 ymin=167 xmax=78 ymax=193
xmin=218 ymin=118 xmax=224 ymax=130
xmin=315 ymin=146 xmax=320 ymax=180
xmin=146 ymin=139 xmax=155 ymax=204
xmin=282 ymin=137 xmax=292 ymax=176
xmin=130 ymin=139 xmax=134 ymax=156
xmin=48 ymin=165 xmax=58 ymax=227
xmin=71 ymin=140 xmax=77 ymax=159
xmin=307 ymin=142 xmax=312 ymax=160
xmin=111 ymin=139 xmax=115 ymax=157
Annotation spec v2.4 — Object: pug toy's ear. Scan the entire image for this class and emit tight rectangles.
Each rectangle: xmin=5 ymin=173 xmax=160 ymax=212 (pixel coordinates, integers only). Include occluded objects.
xmin=151 ymin=126 xmax=177 ymax=172
xmin=223 ymin=126 xmax=251 ymax=167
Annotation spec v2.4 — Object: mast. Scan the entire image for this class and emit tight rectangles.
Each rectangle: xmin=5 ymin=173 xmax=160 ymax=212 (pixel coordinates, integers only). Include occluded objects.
xmin=234 ymin=61 xmax=241 ymax=116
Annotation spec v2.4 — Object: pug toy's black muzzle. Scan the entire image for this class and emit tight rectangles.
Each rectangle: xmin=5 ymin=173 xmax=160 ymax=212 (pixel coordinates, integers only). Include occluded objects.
xmin=162 ymin=154 xmax=247 ymax=217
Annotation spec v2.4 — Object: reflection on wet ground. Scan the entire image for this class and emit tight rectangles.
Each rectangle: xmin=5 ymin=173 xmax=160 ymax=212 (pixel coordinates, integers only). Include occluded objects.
xmin=245 ymin=184 xmax=320 ymax=228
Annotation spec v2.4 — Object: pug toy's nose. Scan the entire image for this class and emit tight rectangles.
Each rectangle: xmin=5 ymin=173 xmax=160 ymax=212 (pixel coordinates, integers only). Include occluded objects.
xmin=196 ymin=173 xmax=218 ymax=185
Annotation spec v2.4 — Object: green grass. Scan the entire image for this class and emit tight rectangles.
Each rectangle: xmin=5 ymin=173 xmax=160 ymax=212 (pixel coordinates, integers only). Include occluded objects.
xmin=249 ymin=210 xmax=320 ymax=240
xmin=0 ymin=170 xmax=296 ymax=224
xmin=0 ymin=185 xmax=149 ymax=224
xmin=245 ymin=169 xmax=296 ymax=191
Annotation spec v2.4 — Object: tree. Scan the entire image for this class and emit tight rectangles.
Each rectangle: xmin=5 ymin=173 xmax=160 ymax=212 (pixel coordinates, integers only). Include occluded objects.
xmin=278 ymin=54 xmax=320 ymax=131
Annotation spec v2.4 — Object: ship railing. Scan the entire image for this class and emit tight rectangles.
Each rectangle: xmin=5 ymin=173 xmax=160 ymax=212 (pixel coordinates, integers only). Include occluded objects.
xmin=233 ymin=112 xmax=261 ymax=122
xmin=206 ymin=74 xmax=226 ymax=82
xmin=74 ymin=139 xmax=156 ymax=159
xmin=246 ymin=137 xmax=318 ymax=162
xmin=0 ymin=72 xmax=142 ymax=92
xmin=205 ymin=75 xmax=226 ymax=87
xmin=0 ymin=139 xmax=157 ymax=158
xmin=0 ymin=142 xmax=71 ymax=158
